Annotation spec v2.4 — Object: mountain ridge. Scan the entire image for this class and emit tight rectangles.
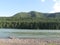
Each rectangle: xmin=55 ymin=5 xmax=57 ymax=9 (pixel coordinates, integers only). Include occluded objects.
xmin=13 ymin=11 xmax=60 ymax=18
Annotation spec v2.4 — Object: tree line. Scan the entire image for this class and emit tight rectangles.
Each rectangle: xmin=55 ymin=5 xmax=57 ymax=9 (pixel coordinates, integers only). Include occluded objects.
xmin=0 ymin=20 xmax=60 ymax=29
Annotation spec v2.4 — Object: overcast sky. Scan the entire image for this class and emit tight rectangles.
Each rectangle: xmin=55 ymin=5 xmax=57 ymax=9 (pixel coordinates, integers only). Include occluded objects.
xmin=0 ymin=0 xmax=60 ymax=17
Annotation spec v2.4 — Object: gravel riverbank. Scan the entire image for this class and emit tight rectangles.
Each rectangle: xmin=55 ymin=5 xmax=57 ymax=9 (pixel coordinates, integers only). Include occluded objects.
xmin=0 ymin=38 xmax=60 ymax=45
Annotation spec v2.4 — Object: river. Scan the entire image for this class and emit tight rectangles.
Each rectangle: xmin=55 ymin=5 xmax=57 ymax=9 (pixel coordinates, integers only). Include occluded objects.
xmin=0 ymin=29 xmax=60 ymax=39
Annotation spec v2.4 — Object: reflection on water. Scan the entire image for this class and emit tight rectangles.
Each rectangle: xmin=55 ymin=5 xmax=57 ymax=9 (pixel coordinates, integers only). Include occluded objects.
xmin=0 ymin=29 xmax=60 ymax=38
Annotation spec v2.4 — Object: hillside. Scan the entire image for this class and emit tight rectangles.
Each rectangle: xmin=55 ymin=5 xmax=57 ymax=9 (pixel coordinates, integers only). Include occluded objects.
xmin=13 ymin=11 xmax=60 ymax=18
xmin=0 ymin=11 xmax=60 ymax=29
xmin=13 ymin=11 xmax=44 ymax=18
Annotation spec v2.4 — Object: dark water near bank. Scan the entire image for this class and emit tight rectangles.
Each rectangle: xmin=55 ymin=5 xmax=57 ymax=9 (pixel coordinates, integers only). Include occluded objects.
xmin=0 ymin=29 xmax=60 ymax=39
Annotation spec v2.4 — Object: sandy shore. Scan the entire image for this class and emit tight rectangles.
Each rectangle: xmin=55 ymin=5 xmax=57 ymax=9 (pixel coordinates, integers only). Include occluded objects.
xmin=0 ymin=38 xmax=60 ymax=45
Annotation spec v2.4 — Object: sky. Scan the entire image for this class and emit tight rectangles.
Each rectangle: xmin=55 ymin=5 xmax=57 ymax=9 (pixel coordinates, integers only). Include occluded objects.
xmin=0 ymin=0 xmax=60 ymax=17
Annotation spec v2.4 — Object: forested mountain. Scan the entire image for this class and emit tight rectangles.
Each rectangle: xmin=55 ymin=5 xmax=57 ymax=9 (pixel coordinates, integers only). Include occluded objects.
xmin=12 ymin=11 xmax=60 ymax=19
xmin=0 ymin=11 xmax=60 ymax=29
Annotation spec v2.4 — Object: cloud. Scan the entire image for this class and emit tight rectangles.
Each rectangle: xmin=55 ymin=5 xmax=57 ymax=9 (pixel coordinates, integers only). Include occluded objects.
xmin=41 ymin=0 xmax=56 ymax=2
xmin=41 ymin=0 xmax=45 ymax=2
xmin=53 ymin=0 xmax=57 ymax=2
xmin=53 ymin=2 xmax=60 ymax=12
xmin=50 ymin=0 xmax=60 ymax=13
